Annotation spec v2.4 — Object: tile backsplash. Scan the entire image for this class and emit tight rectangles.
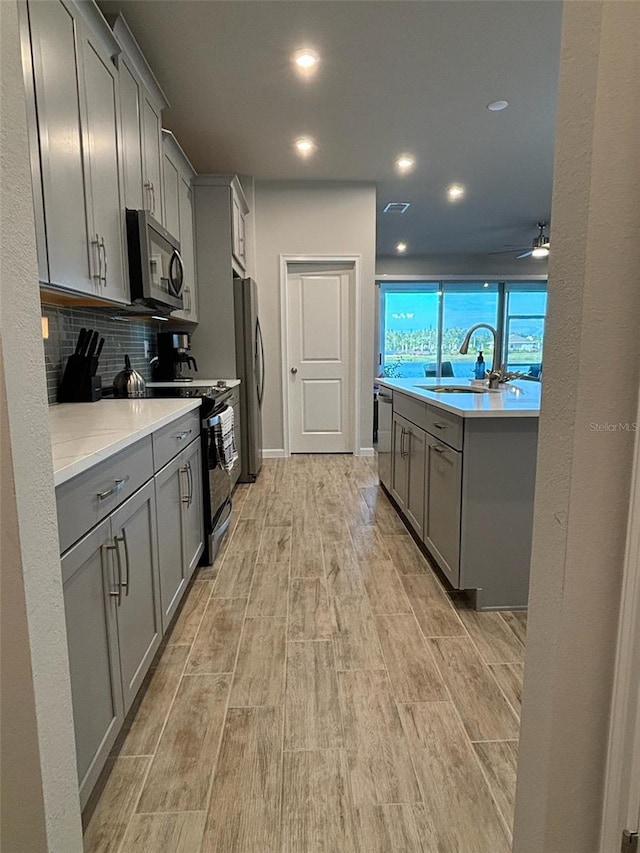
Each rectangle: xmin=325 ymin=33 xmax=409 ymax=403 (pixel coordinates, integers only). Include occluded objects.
xmin=42 ymin=303 xmax=163 ymax=404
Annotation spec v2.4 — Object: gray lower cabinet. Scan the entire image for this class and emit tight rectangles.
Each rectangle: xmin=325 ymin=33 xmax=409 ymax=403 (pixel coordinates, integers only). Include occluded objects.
xmin=110 ymin=480 xmax=162 ymax=712
xmin=155 ymin=437 xmax=204 ymax=631
xmin=62 ymin=517 xmax=122 ymax=808
xmin=424 ymin=438 xmax=462 ymax=587
xmin=391 ymin=411 xmax=426 ymax=539
xmin=391 ymin=413 xmax=409 ymax=510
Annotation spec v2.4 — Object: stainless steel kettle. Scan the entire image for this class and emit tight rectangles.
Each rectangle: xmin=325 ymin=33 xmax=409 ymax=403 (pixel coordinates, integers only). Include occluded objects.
xmin=113 ymin=355 xmax=146 ymax=398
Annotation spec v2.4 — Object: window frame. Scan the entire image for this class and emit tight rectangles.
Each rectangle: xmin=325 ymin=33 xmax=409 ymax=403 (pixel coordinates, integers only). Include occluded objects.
xmin=377 ymin=277 xmax=547 ymax=380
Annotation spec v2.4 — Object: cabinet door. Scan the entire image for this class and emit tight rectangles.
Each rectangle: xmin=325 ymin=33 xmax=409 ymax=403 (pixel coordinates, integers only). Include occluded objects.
xmin=154 ymin=454 xmax=188 ymax=630
xmin=118 ymin=56 xmax=144 ymax=210
xmin=61 ymin=518 xmax=123 ymax=808
xmin=425 ymin=439 xmax=462 ymax=587
xmin=81 ymin=29 xmax=127 ymax=304
xmin=27 ymin=0 xmax=92 ymax=293
xmin=391 ymin=413 xmax=409 ymax=509
xmin=182 ymin=438 xmax=204 ymax=579
xmin=142 ymin=95 xmax=163 ymax=222
xmin=110 ymin=480 xmax=162 ymax=712
xmin=405 ymin=424 xmax=427 ymax=540
xmin=231 ymin=189 xmax=246 ymax=270
xmin=178 ymin=178 xmax=198 ymax=321
xmin=163 ymin=151 xmax=180 ymax=239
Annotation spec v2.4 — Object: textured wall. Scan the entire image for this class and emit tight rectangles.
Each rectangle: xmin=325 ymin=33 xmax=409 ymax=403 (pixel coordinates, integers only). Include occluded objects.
xmin=253 ymin=181 xmax=377 ymax=453
xmin=0 ymin=1 xmax=83 ymax=849
xmin=513 ymin=2 xmax=640 ymax=851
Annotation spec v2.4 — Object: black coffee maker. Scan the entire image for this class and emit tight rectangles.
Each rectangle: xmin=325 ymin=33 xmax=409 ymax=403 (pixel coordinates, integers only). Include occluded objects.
xmin=153 ymin=332 xmax=198 ymax=381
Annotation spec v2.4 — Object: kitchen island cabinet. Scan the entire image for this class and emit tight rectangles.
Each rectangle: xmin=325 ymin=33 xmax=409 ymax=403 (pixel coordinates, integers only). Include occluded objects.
xmin=380 ymin=380 xmax=539 ymax=609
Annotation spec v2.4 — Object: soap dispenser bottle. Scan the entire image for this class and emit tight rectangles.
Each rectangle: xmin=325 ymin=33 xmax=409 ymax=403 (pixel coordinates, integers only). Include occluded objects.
xmin=474 ymin=351 xmax=486 ymax=380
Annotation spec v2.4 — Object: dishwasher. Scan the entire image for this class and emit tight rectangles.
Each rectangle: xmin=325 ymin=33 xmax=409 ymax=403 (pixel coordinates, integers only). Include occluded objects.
xmin=375 ymin=387 xmax=393 ymax=490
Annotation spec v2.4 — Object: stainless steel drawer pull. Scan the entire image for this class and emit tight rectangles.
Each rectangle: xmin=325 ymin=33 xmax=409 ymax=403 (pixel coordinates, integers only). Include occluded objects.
xmin=433 ymin=422 xmax=448 ymax=430
xmin=176 ymin=429 xmax=192 ymax=441
xmin=186 ymin=461 xmax=193 ymax=506
xmin=97 ymin=477 xmax=129 ymax=501
xmin=432 ymin=446 xmax=447 ymax=455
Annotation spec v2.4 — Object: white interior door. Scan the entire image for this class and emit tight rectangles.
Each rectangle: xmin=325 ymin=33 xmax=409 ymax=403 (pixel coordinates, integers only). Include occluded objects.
xmin=286 ymin=267 xmax=353 ymax=453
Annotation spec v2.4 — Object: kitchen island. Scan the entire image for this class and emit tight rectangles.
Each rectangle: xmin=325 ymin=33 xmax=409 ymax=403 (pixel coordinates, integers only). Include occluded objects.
xmin=377 ymin=378 xmax=540 ymax=609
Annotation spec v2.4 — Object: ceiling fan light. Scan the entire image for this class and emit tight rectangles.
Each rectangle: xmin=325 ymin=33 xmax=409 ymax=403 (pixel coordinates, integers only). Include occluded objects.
xmin=531 ymin=246 xmax=549 ymax=259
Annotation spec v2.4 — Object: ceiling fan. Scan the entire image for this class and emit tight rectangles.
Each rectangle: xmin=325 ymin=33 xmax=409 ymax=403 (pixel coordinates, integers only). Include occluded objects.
xmin=491 ymin=222 xmax=551 ymax=259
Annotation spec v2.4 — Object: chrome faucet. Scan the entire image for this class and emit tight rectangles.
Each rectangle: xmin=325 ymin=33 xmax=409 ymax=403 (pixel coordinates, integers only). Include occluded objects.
xmin=459 ymin=323 xmax=523 ymax=388
xmin=459 ymin=323 xmax=499 ymax=374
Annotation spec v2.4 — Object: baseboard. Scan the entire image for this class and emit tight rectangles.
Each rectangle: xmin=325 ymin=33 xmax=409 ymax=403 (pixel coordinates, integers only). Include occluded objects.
xmin=358 ymin=447 xmax=375 ymax=457
xmin=262 ymin=449 xmax=286 ymax=458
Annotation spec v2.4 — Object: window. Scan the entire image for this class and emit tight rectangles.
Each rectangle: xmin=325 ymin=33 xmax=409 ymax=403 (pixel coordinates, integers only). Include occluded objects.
xmin=378 ymin=280 xmax=547 ymax=380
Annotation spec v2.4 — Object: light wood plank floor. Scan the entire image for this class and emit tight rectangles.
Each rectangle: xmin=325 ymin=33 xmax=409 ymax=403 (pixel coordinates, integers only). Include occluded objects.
xmin=84 ymin=455 xmax=526 ymax=853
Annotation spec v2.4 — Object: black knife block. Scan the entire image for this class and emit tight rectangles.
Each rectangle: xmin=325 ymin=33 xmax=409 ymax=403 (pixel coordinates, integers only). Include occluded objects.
xmin=58 ymin=354 xmax=102 ymax=403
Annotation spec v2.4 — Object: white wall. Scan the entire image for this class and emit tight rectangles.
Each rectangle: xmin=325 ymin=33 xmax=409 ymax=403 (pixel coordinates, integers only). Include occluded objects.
xmin=376 ymin=252 xmax=548 ymax=278
xmin=253 ymin=181 xmax=377 ymax=453
xmin=0 ymin=2 xmax=83 ymax=849
xmin=513 ymin=2 xmax=640 ymax=851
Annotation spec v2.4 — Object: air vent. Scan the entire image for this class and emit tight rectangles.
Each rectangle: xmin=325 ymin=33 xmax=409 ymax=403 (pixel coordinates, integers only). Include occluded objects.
xmin=383 ymin=202 xmax=411 ymax=214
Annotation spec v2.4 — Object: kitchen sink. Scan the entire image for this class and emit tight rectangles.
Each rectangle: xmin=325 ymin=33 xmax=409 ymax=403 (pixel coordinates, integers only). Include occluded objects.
xmin=418 ymin=385 xmax=488 ymax=394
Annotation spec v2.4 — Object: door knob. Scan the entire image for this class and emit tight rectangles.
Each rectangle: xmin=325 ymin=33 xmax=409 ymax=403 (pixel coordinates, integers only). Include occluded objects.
xmin=290 ymin=367 xmax=298 ymax=375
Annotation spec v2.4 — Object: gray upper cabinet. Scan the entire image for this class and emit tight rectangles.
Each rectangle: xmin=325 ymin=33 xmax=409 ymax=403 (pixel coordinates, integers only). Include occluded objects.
xmin=231 ymin=182 xmax=248 ymax=272
xmin=23 ymin=0 xmax=129 ymax=303
xmin=25 ymin=0 xmax=94 ymax=294
xmin=110 ymin=14 xmax=168 ymax=225
xmin=80 ymin=27 xmax=127 ymax=304
xmin=117 ymin=54 xmax=145 ymax=210
xmin=110 ymin=480 xmax=162 ymax=713
xmin=163 ymin=131 xmax=198 ymax=322
xmin=61 ymin=517 xmax=123 ymax=809
xmin=424 ymin=438 xmax=462 ymax=587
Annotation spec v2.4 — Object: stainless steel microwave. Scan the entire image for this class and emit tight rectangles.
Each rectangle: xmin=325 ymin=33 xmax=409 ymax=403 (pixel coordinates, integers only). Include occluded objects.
xmin=126 ymin=209 xmax=184 ymax=312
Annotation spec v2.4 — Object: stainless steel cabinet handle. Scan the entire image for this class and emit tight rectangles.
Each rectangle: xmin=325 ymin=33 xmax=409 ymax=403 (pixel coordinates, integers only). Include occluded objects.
xmin=186 ymin=461 xmax=193 ymax=506
xmin=150 ymin=181 xmax=156 ymax=215
xmin=400 ymin=427 xmax=408 ymax=458
xmin=100 ymin=236 xmax=107 ymax=285
xmin=97 ymin=477 xmax=129 ymax=501
xmin=104 ymin=540 xmax=122 ymax=604
xmin=92 ymin=233 xmax=102 ymax=283
xmin=433 ymin=422 xmax=448 ymax=430
xmin=290 ymin=366 xmax=298 ymax=375
xmin=115 ymin=531 xmax=130 ymax=596
xmin=144 ymin=181 xmax=153 ymax=213
xmin=432 ymin=445 xmax=447 ymax=456
xmin=180 ymin=465 xmax=190 ymax=504
xmin=176 ymin=429 xmax=192 ymax=442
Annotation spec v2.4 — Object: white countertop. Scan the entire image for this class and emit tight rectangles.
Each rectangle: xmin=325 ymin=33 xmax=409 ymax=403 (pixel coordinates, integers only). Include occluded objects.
xmin=146 ymin=379 xmax=240 ymax=389
xmin=50 ymin=398 xmax=201 ymax=486
xmin=378 ymin=378 xmax=541 ymax=418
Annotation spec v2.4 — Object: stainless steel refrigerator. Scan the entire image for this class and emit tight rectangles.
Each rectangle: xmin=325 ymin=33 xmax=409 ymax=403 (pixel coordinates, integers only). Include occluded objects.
xmin=234 ymin=277 xmax=264 ymax=482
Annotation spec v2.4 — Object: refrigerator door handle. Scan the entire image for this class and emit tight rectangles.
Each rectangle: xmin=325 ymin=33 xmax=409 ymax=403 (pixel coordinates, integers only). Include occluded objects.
xmin=255 ymin=317 xmax=265 ymax=408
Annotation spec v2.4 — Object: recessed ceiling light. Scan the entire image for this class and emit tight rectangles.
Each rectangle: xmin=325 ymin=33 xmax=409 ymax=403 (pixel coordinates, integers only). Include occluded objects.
xmin=447 ymin=184 xmax=465 ymax=201
xmin=294 ymin=136 xmax=316 ymax=157
xmin=487 ymin=100 xmax=509 ymax=112
xmin=395 ymin=154 xmax=415 ymax=174
xmin=483 ymin=282 xmax=489 ymax=288
xmin=292 ymin=48 xmax=320 ymax=75
xmin=396 ymin=242 xmax=407 ymax=253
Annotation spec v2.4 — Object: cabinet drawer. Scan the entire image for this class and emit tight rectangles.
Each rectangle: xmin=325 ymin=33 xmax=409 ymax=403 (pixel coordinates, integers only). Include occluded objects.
xmin=57 ymin=437 xmax=153 ymax=554
xmin=393 ymin=392 xmax=429 ymax=432
xmin=152 ymin=409 xmax=200 ymax=472
xmin=425 ymin=406 xmax=463 ymax=451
